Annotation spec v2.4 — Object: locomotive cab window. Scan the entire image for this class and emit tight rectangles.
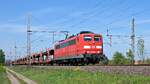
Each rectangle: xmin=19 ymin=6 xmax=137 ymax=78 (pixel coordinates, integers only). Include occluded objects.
xmin=94 ymin=36 xmax=101 ymax=41
xmin=84 ymin=35 xmax=92 ymax=41
xmin=69 ymin=39 xmax=76 ymax=45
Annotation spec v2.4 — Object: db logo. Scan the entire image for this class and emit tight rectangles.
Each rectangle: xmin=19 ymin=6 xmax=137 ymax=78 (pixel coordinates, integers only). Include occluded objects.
xmin=92 ymin=46 xmax=95 ymax=48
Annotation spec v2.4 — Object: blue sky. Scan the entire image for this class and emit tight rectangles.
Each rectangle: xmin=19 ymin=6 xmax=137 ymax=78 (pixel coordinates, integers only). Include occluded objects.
xmin=1 ymin=0 xmax=150 ymax=60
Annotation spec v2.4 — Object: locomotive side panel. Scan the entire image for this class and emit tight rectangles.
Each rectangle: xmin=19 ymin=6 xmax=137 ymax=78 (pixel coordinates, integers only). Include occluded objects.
xmin=54 ymin=37 xmax=77 ymax=60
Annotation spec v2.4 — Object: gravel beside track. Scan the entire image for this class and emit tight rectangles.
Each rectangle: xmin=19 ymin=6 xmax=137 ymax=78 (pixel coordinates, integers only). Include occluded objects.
xmin=32 ymin=65 xmax=150 ymax=76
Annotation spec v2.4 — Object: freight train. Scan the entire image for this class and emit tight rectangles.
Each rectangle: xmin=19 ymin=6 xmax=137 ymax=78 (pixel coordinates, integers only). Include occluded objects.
xmin=12 ymin=31 xmax=108 ymax=65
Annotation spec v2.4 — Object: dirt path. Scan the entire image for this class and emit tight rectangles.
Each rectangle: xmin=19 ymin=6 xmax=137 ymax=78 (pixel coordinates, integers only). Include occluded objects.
xmin=6 ymin=67 xmax=37 ymax=84
xmin=6 ymin=70 xmax=20 ymax=84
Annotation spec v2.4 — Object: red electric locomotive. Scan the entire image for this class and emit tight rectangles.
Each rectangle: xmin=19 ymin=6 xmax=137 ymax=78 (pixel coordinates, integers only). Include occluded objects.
xmin=12 ymin=31 xmax=108 ymax=65
xmin=54 ymin=31 xmax=108 ymax=65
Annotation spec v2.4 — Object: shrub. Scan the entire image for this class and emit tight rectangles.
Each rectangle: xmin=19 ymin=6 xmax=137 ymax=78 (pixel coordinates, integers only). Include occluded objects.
xmin=112 ymin=51 xmax=126 ymax=65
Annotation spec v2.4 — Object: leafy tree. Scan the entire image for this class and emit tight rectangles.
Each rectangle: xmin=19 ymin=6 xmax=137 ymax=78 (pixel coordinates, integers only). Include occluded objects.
xmin=112 ymin=51 xmax=126 ymax=65
xmin=126 ymin=49 xmax=134 ymax=64
xmin=146 ymin=58 xmax=150 ymax=64
xmin=0 ymin=49 xmax=5 ymax=65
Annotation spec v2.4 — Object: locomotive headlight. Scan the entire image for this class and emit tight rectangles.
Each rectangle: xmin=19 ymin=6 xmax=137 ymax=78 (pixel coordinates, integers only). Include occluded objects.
xmin=96 ymin=46 xmax=102 ymax=49
xmin=84 ymin=45 xmax=91 ymax=49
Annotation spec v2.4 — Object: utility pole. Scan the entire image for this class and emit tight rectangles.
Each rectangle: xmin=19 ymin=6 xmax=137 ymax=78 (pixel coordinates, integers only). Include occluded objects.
xmin=131 ymin=17 xmax=135 ymax=63
xmin=14 ymin=42 xmax=17 ymax=61
xmin=27 ymin=14 xmax=31 ymax=67
xmin=9 ymin=47 xmax=12 ymax=60
xmin=52 ymin=32 xmax=55 ymax=44
xmin=106 ymin=29 xmax=112 ymax=47
xmin=9 ymin=47 xmax=12 ymax=66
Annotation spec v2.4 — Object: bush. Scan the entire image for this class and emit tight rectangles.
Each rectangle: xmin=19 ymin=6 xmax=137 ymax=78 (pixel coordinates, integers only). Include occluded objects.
xmin=112 ymin=51 xmax=126 ymax=65
xmin=126 ymin=49 xmax=134 ymax=64
xmin=146 ymin=58 xmax=150 ymax=64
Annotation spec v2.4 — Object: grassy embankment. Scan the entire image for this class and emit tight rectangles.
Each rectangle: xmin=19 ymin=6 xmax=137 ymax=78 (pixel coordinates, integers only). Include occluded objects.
xmin=0 ymin=66 xmax=11 ymax=84
xmin=11 ymin=66 xmax=150 ymax=84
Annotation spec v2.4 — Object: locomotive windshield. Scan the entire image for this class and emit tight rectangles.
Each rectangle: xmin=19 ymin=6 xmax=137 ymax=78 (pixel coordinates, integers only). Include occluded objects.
xmin=84 ymin=35 xmax=92 ymax=41
xmin=94 ymin=36 xmax=101 ymax=41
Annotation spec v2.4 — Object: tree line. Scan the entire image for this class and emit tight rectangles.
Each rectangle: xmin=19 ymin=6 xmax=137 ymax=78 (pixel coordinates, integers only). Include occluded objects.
xmin=110 ymin=49 xmax=150 ymax=65
xmin=109 ymin=49 xmax=134 ymax=65
xmin=0 ymin=49 xmax=5 ymax=65
xmin=109 ymin=38 xmax=150 ymax=65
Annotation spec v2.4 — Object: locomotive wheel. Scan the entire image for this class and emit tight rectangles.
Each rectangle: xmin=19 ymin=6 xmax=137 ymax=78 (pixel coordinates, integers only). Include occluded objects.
xmin=100 ymin=55 xmax=109 ymax=65
xmin=81 ymin=62 xmax=85 ymax=66
xmin=92 ymin=62 xmax=96 ymax=65
xmin=50 ymin=62 xmax=54 ymax=66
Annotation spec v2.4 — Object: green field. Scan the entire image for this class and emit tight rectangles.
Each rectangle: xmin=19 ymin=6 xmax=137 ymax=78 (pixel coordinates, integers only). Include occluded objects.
xmin=10 ymin=66 xmax=150 ymax=84
xmin=0 ymin=66 xmax=10 ymax=84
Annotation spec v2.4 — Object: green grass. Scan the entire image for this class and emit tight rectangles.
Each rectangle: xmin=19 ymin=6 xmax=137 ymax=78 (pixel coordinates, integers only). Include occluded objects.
xmin=10 ymin=66 xmax=150 ymax=84
xmin=0 ymin=66 xmax=11 ymax=84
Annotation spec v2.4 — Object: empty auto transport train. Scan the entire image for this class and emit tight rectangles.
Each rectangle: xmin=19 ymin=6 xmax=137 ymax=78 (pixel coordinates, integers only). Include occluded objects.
xmin=12 ymin=31 xmax=108 ymax=65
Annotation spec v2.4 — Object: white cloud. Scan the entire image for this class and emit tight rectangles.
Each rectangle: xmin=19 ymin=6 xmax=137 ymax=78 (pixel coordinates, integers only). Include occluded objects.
xmin=31 ymin=8 xmax=54 ymax=17
xmin=0 ymin=24 xmax=26 ymax=32
xmin=137 ymin=19 xmax=150 ymax=25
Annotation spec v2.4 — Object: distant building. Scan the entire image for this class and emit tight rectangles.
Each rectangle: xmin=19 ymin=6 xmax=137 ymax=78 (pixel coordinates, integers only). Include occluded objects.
xmin=134 ymin=60 xmax=144 ymax=65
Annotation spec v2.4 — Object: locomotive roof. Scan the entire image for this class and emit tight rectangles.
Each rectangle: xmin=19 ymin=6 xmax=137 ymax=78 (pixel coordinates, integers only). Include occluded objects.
xmin=79 ymin=31 xmax=94 ymax=34
xmin=55 ymin=31 xmax=102 ymax=45
xmin=56 ymin=36 xmax=76 ymax=45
